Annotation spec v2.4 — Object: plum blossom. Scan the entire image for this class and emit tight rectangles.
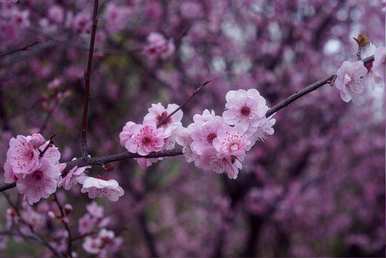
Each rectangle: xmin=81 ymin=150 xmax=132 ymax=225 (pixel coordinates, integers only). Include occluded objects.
xmin=79 ymin=202 xmax=108 ymax=235
xmin=144 ymin=103 xmax=183 ymax=133
xmin=80 ymin=177 xmax=124 ymax=201
xmin=16 ymin=159 xmax=64 ymax=205
xmin=372 ymin=46 xmax=386 ymax=85
xmin=79 ymin=213 xmax=98 ymax=235
xmin=86 ymin=202 xmax=104 ymax=218
xmin=48 ymin=5 xmax=64 ymax=24
xmin=3 ymin=134 xmax=65 ymax=204
xmin=144 ymin=32 xmax=175 ymax=59
xmin=213 ymin=125 xmax=251 ymax=157
xmin=120 ymin=103 xmax=183 ymax=169
xmin=132 ymin=123 xmax=168 ymax=155
xmin=83 ymin=229 xmax=122 ymax=258
xmin=72 ymin=12 xmax=91 ymax=34
xmin=104 ymin=3 xmax=131 ymax=33
xmin=189 ymin=110 xmax=225 ymax=155
xmin=223 ymin=89 xmax=269 ymax=132
xmin=174 ymin=88 xmax=276 ymax=179
xmin=5 ymin=135 xmax=40 ymax=176
xmin=59 ymin=165 xmax=90 ymax=190
xmin=335 ymin=61 xmax=368 ymax=102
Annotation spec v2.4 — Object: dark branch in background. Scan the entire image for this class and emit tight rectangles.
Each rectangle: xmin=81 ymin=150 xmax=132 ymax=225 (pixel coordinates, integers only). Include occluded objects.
xmin=80 ymin=0 xmax=100 ymax=157
xmin=0 ymin=41 xmax=40 ymax=59
xmin=0 ymin=56 xmax=376 ymax=192
xmin=53 ymin=194 xmax=73 ymax=258
xmin=2 ymin=192 xmax=64 ymax=258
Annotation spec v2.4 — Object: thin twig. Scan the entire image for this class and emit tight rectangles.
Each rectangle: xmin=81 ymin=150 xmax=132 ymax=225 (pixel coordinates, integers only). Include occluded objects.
xmin=1 ymin=192 xmax=64 ymax=258
xmin=39 ymin=134 xmax=56 ymax=158
xmin=0 ymin=41 xmax=40 ymax=59
xmin=80 ymin=0 xmax=100 ymax=157
xmin=157 ymin=80 xmax=212 ymax=127
xmin=53 ymin=194 xmax=73 ymax=258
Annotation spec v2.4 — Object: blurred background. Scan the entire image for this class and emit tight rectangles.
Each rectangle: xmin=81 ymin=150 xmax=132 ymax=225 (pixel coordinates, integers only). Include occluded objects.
xmin=0 ymin=0 xmax=384 ymax=257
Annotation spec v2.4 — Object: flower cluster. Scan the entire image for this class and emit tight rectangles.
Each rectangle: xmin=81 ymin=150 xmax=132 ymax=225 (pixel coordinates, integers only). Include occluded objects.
xmin=176 ymin=89 xmax=275 ymax=179
xmin=80 ymin=202 xmax=122 ymax=258
xmin=335 ymin=45 xmax=385 ymax=102
xmin=120 ymin=103 xmax=183 ymax=168
xmin=119 ymin=89 xmax=274 ymax=179
xmin=3 ymin=133 xmax=125 ymax=205
xmin=3 ymin=134 xmax=65 ymax=205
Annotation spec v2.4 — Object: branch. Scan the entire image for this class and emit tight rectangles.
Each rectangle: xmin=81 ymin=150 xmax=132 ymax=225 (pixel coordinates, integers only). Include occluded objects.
xmin=53 ymin=194 xmax=73 ymax=258
xmin=0 ymin=41 xmax=40 ymax=59
xmin=0 ymin=56 xmax=376 ymax=192
xmin=80 ymin=0 xmax=100 ymax=157
xmin=157 ymin=79 xmax=212 ymax=127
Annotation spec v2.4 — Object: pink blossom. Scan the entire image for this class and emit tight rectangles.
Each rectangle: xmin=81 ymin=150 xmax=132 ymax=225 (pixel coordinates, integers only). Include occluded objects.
xmin=6 ymin=135 xmax=40 ymax=176
xmin=248 ymin=116 xmax=276 ymax=142
xmin=86 ymin=202 xmax=104 ymax=218
xmin=121 ymin=122 xmax=168 ymax=155
xmin=104 ymin=3 xmax=131 ymax=33
xmin=175 ymin=127 xmax=195 ymax=163
xmin=16 ymin=159 xmax=64 ymax=205
xmin=143 ymin=103 xmax=183 ymax=133
xmin=208 ymin=152 xmax=243 ymax=179
xmin=83 ymin=235 xmax=102 ymax=254
xmin=144 ymin=32 xmax=175 ymax=59
xmin=189 ymin=110 xmax=224 ymax=155
xmin=223 ymin=89 xmax=269 ymax=131
xmin=72 ymin=12 xmax=91 ymax=34
xmin=10 ymin=9 xmax=30 ymax=28
xmin=119 ymin=121 xmax=140 ymax=149
xmin=335 ymin=61 xmax=368 ymax=102
xmin=372 ymin=46 xmax=386 ymax=85
xmin=59 ymin=165 xmax=90 ymax=191
xmin=48 ymin=5 xmax=64 ymax=24
xmin=213 ymin=125 xmax=250 ymax=158
xmin=78 ymin=213 xmax=98 ymax=235
xmin=83 ymin=229 xmax=122 ymax=257
xmin=80 ymin=177 xmax=124 ymax=202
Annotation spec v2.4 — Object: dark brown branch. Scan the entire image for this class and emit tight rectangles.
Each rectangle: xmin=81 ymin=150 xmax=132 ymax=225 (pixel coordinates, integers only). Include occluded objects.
xmin=0 ymin=41 xmax=40 ymax=59
xmin=39 ymin=135 xmax=56 ymax=158
xmin=265 ymin=74 xmax=337 ymax=117
xmin=80 ymin=0 xmax=100 ymax=157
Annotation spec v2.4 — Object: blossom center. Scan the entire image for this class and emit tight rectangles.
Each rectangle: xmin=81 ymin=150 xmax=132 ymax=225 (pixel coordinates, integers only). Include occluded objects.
xmin=32 ymin=170 xmax=43 ymax=181
xmin=240 ymin=106 xmax=251 ymax=116
xmin=207 ymin=133 xmax=217 ymax=143
xmin=142 ymin=136 xmax=152 ymax=145
xmin=24 ymin=150 xmax=34 ymax=160
xmin=344 ymin=74 xmax=353 ymax=86
xmin=230 ymin=143 xmax=240 ymax=152
xmin=157 ymin=111 xmax=171 ymax=126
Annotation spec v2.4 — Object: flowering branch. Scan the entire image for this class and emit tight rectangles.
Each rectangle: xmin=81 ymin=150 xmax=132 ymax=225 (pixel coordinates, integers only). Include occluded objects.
xmin=0 ymin=54 xmax=377 ymax=193
xmin=80 ymin=0 xmax=100 ymax=157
